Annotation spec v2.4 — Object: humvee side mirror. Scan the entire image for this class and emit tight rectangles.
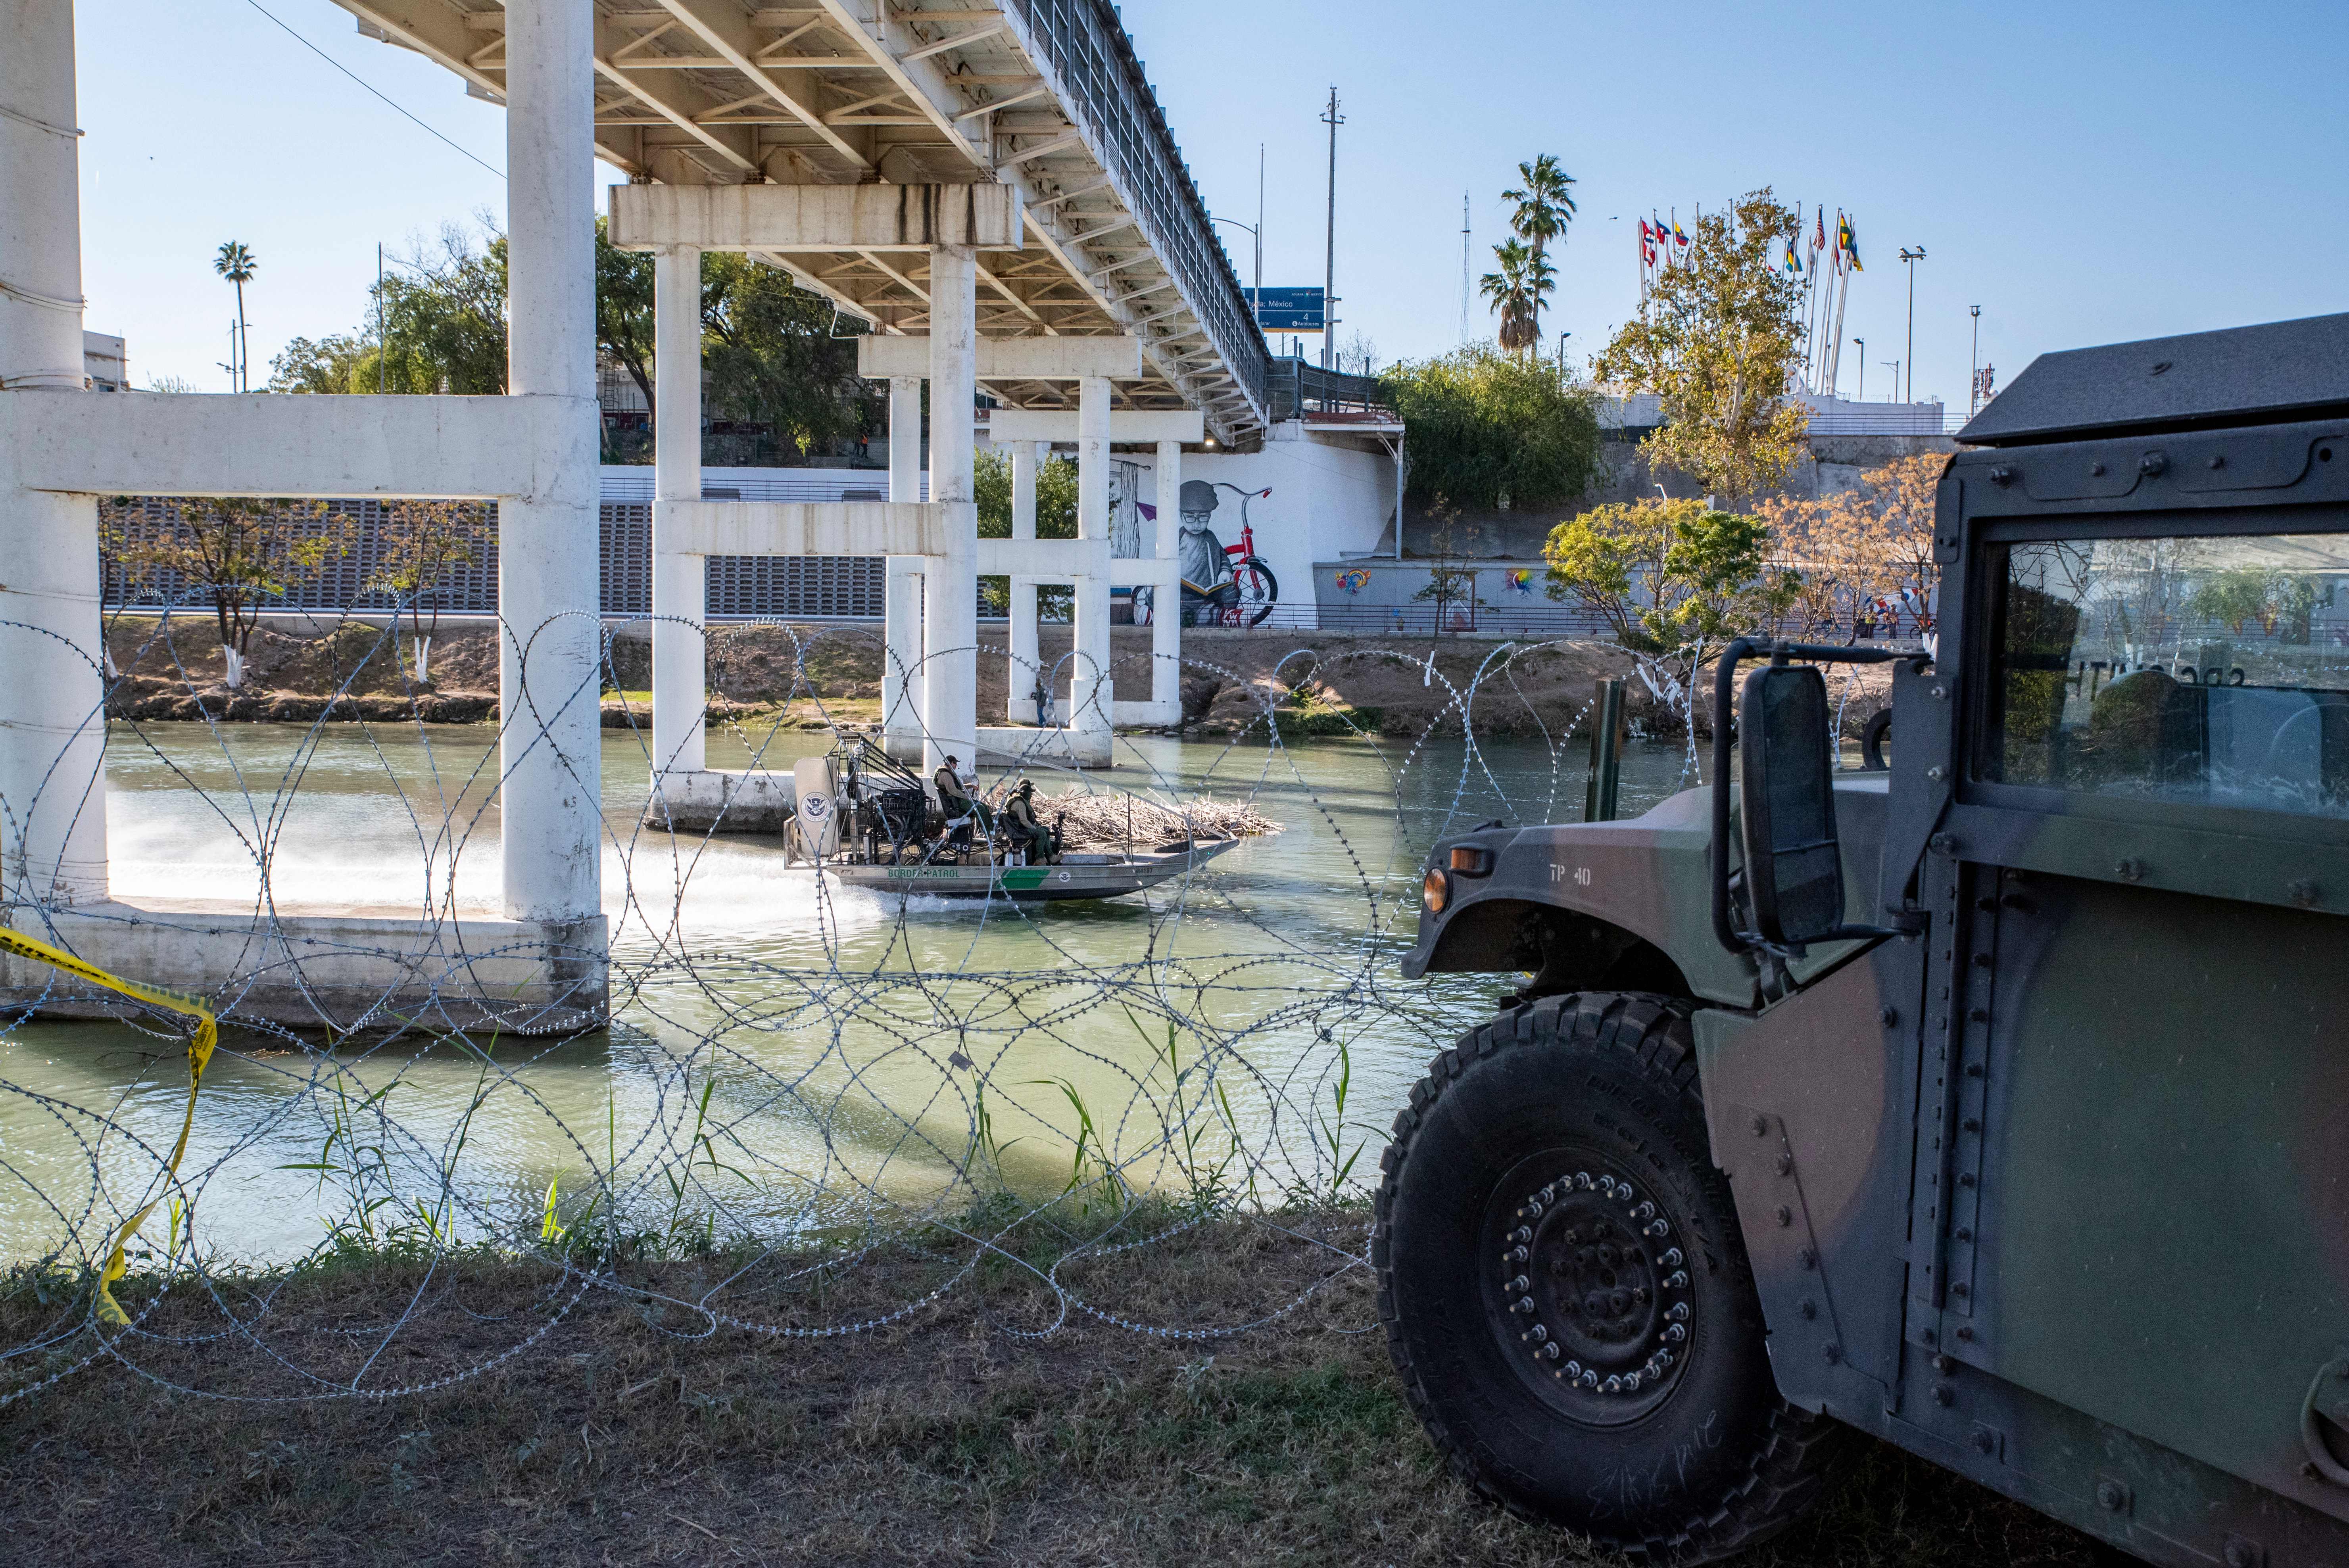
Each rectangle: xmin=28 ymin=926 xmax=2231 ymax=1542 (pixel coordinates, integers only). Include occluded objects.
xmin=1707 ymin=638 xmax=1914 ymax=957
xmin=1738 ymin=664 xmax=1844 ymax=946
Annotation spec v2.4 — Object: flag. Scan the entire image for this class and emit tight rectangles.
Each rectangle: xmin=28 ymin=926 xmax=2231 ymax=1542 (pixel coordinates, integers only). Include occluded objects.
xmin=1782 ymin=235 xmax=1802 ymax=275
xmin=1812 ymin=208 xmax=1826 ymax=251
xmin=1838 ymin=211 xmax=1862 ymax=272
xmin=1638 ymin=218 xmax=1658 ymax=268
xmin=1671 ymin=219 xmax=1690 ymax=248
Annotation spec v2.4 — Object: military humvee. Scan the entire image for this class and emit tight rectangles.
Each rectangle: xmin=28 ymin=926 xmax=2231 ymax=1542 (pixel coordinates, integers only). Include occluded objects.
xmin=1379 ymin=314 xmax=2349 ymax=1565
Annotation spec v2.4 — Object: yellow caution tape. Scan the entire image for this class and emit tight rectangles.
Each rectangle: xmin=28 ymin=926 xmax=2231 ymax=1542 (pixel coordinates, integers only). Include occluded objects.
xmin=0 ymin=926 xmax=216 ymax=1327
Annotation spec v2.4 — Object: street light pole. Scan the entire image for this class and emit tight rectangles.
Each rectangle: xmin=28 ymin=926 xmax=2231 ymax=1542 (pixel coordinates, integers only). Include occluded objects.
xmin=1854 ymin=337 xmax=1866 ymax=403
xmin=1320 ymin=86 xmax=1343 ymax=372
xmin=1969 ymin=304 xmax=1982 ymax=416
xmin=1898 ymin=246 xmax=1926 ymax=404
xmin=1212 ymin=214 xmax=1262 ymax=333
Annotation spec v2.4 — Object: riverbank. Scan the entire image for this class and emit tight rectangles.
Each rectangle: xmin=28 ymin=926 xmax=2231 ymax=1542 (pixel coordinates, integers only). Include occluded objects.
xmin=102 ymin=617 xmax=1679 ymax=741
xmin=2 ymin=1216 xmax=2105 ymax=1568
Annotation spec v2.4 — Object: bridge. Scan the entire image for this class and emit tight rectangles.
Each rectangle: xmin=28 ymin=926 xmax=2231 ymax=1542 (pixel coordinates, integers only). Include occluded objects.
xmin=0 ymin=0 xmax=1282 ymax=1025
xmin=336 ymin=0 xmax=1271 ymax=447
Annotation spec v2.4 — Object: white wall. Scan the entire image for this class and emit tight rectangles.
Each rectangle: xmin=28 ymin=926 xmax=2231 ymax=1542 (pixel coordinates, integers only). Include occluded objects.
xmin=1143 ymin=426 xmax=1396 ymax=629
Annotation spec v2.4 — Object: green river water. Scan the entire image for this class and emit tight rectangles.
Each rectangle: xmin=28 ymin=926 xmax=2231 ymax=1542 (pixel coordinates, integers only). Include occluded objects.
xmin=0 ymin=722 xmax=1704 ymax=1267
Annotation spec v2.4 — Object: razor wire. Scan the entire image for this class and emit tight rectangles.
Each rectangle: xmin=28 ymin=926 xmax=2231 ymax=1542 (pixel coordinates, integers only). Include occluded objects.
xmin=0 ymin=595 xmax=1844 ymax=1411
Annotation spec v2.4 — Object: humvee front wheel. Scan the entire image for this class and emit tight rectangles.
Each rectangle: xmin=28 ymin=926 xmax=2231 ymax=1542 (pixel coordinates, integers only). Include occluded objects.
xmin=1374 ymin=992 xmax=1845 ymax=1562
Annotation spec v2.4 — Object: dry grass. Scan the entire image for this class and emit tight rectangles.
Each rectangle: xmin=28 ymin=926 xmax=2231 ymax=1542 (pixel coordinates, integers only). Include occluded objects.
xmin=0 ymin=1209 xmax=2105 ymax=1568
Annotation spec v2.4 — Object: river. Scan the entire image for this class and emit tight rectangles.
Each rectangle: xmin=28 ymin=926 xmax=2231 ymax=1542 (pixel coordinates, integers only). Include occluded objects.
xmin=0 ymin=721 xmax=1703 ymax=1267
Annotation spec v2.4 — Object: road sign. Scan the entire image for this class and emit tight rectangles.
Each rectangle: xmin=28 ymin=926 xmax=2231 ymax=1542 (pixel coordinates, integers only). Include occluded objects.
xmin=1252 ymin=286 xmax=1325 ymax=332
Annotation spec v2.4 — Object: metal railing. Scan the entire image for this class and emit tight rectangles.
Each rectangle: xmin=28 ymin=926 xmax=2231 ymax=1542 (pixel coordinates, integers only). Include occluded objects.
xmin=1002 ymin=0 xmax=1271 ymax=421
xmin=1805 ymin=410 xmax=1972 ymax=437
xmin=1267 ymin=359 xmax=1391 ymax=422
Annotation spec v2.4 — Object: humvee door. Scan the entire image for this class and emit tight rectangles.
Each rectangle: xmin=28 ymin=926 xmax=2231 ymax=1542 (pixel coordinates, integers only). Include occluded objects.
xmin=1932 ymin=520 xmax=2349 ymax=1518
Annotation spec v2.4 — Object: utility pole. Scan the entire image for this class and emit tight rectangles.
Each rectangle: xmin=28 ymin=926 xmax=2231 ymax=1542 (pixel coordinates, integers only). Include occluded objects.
xmin=1898 ymin=246 xmax=1926 ymax=403
xmin=1320 ymin=86 xmax=1343 ymax=372
xmin=1969 ymin=304 xmax=1982 ymax=416
xmin=377 ymin=242 xmax=388 ymax=393
xmin=1883 ymin=360 xmax=1900 ymax=403
xmin=1254 ymin=142 xmax=1265 ymax=328
xmin=1459 ymin=190 xmax=1471 ymax=346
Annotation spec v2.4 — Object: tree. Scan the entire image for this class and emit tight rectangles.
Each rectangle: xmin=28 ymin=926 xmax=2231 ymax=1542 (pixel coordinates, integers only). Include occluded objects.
xmin=2189 ymin=567 xmax=2318 ymax=638
xmin=1412 ymin=519 xmax=1486 ymax=634
xmin=1755 ymin=453 xmax=1945 ymax=637
xmin=975 ymin=448 xmax=1078 ymax=539
xmin=1543 ymin=496 xmax=1799 ymax=701
xmin=367 ymin=500 xmax=490 ymax=683
xmin=594 ymin=218 xmax=657 ymax=425
xmin=1597 ymin=188 xmax=1809 ymax=505
xmin=975 ymin=449 xmax=1077 ymax=618
xmin=702 ymin=251 xmax=876 ymax=458
xmin=265 ymin=214 xmax=881 ymax=466
xmin=267 ymin=334 xmax=369 ymax=394
xmin=383 ymin=224 xmax=509 ymax=393
xmin=102 ymin=498 xmax=347 ymax=689
xmin=1500 ymin=154 xmax=1576 ymax=343
xmin=1378 ymin=345 xmax=1600 ymax=513
xmin=214 ymin=241 xmax=257 ymax=392
xmin=1479 ymin=238 xmax=1550 ymax=355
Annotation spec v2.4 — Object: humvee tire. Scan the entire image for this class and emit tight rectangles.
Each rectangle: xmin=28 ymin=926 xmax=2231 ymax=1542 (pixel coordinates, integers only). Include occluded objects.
xmin=1374 ymin=992 xmax=1846 ymax=1562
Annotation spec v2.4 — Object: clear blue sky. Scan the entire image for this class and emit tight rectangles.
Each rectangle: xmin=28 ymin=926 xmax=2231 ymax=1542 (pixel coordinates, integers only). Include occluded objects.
xmin=78 ymin=0 xmax=2349 ymax=411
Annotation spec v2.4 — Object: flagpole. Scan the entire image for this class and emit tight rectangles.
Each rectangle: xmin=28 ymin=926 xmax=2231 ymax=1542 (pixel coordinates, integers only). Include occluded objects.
xmin=1805 ymin=205 xmax=1825 ymax=392
xmin=1823 ymin=215 xmax=1842 ymax=399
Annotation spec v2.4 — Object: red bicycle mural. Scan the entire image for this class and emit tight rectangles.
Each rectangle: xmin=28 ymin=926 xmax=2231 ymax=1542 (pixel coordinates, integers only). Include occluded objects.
xmin=1135 ymin=481 xmax=1280 ymax=628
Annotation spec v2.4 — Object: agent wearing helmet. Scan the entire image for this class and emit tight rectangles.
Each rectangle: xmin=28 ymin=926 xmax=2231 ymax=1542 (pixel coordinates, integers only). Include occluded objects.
xmin=1001 ymin=777 xmax=1057 ymax=865
xmin=1176 ymin=479 xmax=1233 ymax=626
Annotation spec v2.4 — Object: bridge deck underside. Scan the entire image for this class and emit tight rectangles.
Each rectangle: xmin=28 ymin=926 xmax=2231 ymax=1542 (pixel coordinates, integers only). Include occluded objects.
xmin=330 ymin=0 xmax=1267 ymax=444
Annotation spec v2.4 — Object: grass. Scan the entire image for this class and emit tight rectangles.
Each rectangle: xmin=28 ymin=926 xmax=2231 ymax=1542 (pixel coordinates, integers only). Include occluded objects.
xmin=0 ymin=1210 xmax=2112 ymax=1567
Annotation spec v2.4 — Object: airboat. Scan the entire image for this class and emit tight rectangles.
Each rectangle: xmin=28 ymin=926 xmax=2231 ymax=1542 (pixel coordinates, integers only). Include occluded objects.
xmin=784 ymin=740 xmax=1238 ymax=902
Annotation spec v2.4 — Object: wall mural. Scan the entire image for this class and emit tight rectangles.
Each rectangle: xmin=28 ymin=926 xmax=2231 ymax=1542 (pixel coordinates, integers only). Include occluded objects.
xmin=1335 ymin=567 xmax=1373 ymax=596
xmin=1133 ymin=480 xmax=1281 ymax=628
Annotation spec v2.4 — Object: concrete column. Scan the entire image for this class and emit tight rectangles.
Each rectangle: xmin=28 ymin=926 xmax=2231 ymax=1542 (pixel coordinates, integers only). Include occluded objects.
xmin=499 ymin=0 xmax=602 ymax=925
xmin=882 ymin=374 xmax=924 ymax=752
xmin=1070 ymin=375 xmax=1112 ymax=737
xmin=0 ymin=0 xmax=106 ymax=906
xmin=923 ymin=247 xmax=980 ymax=777
xmin=650 ymin=245 xmax=705 ymax=779
xmin=1007 ymin=440 xmax=1039 ymax=723
xmin=1152 ymin=439 xmax=1183 ymax=714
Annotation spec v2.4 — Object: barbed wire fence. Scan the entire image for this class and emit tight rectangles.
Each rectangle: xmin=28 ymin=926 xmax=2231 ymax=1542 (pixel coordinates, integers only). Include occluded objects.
xmin=0 ymin=599 xmax=1711 ymax=1413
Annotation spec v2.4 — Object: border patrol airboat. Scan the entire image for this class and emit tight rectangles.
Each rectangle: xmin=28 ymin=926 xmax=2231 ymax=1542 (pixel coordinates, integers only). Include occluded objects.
xmin=782 ymin=740 xmax=1237 ymax=902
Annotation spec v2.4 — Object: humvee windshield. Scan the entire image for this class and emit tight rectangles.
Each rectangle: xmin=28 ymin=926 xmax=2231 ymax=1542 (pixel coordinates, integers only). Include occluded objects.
xmin=1982 ymin=530 xmax=2349 ymax=817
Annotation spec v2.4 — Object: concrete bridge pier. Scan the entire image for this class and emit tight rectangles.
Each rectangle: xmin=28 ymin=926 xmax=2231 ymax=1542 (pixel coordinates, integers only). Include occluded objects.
xmin=0 ymin=0 xmax=109 ymax=910
xmin=1070 ymin=374 xmax=1114 ymax=743
xmin=650 ymin=243 xmax=707 ymax=784
xmin=0 ymin=0 xmax=607 ymax=1033
xmin=1152 ymin=439 xmax=1184 ymax=718
xmin=1006 ymin=441 xmax=1041 ymax=725
xmin=882 ymin=374 xmax=926 ymax=760
xmin=922 ymin=244 xmax=981 ymax=781
xmin=496 ymin=0 xmax=604 ymax=934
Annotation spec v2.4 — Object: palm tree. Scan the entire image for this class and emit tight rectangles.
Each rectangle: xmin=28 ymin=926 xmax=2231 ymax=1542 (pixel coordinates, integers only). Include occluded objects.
xmin=214 ymin=241 xmax=257 ymax=392
xmin=1480 ymin=239 xmax=1555 ymax=357
xmin=1500 ymin=155 xmax=1576 ymax=341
